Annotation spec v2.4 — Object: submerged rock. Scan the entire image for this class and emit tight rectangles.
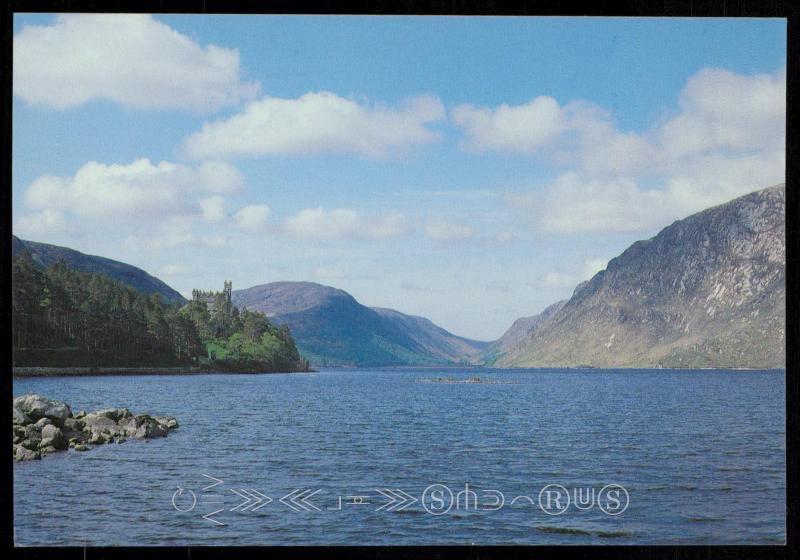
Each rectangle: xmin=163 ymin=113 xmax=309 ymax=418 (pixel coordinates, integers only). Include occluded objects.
xmin=11 ymin=394 xmax=179 ymax=462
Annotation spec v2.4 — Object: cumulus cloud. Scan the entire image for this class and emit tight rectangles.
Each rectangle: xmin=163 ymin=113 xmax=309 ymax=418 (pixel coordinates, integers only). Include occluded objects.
xmin=183 ymin=92 xmax=446 ymax=159
xmin=14 ymin=209 xmax=76 ymax=238
xmin=451 ymin=96 xmax=564 ymax=154
xmin=483 ymin=67 xmax=786 ymax=233
xmin=22 ymin=158 xmax=244 ymax=221
xmin=14 ymin=14 xmax=259 ymax=112
xmin=533 ymin=258 xmax=611 ymax=291
xmin=313 ymin=266 xmax=348 ymax=282
xmin=284 ymin=207 xmax=409 ymax=240
xmin=199 ymin=196 xmax=227 ymax=223
xmin=158 ymin=264 xmax=190 ymax=276
xmin=424 ymin=218 xmax=474 ymax=241
xmin=508 ymin=173 xmax=671 ymax=234
xmin=13 ymin=157 xmax=263 ymax=252
xmin=233 ymin=204 xmax=271 ymax=232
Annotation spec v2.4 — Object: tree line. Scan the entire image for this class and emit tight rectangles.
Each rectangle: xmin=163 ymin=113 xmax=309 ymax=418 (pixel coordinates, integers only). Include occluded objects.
xmin=12 ymin=252 xmax=309 ymax=372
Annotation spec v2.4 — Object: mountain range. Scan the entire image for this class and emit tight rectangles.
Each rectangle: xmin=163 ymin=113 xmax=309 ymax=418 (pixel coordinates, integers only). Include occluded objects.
xmin=11 ymin=183 xmax=786 ymax=369
xmin=231 ymin=281 xmax=489 ymax=366
xmin=12 ymin=236 xmax=186 ymax=304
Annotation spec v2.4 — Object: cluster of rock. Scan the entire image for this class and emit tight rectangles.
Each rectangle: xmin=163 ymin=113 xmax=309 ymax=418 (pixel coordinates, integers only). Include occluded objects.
xmin=417 ymin=376 xmax=519 ymax=385
xmin=13 ymin=394 xmax=178 ymax=462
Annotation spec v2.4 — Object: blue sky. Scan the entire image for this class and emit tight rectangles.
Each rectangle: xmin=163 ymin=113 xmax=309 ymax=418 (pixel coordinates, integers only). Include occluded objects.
xmin=12 ymin=15 xmax=787 ymax=340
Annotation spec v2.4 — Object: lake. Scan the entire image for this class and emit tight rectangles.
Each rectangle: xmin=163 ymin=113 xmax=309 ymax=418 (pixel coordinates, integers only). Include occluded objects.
xmin=13 ymin=367 xmax=786 ymax=546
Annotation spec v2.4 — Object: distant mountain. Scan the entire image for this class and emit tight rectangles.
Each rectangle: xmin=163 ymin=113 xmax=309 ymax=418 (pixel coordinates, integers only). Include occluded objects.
xmin=12 ymin=236 xmax=186 ymax=304
xmin=231 ymin=281 xmax=489 ymax=366
xmin=483 ymin=300 xmax=566 ymax=365
xmin=497 ymin=185 xmax=786 ymax=368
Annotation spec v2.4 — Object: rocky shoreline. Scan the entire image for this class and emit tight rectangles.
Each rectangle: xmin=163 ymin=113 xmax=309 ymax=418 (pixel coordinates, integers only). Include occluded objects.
xmin=13 ymin=394 xmax=178 ymax=462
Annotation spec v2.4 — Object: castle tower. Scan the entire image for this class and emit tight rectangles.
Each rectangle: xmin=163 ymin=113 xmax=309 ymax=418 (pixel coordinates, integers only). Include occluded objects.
xmin=223 ymin=281 xmax=232 ymax=304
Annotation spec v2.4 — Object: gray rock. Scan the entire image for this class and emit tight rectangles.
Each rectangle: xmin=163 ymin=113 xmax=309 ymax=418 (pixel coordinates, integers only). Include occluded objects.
xmin=12 ymin=396 xmax=178 ymax=459
xmin=41 ymin=424 xmax=66 ymax=450
xmin=14 ymin=445 xmax=41 ymax=461
xmin=132 ymin=415 xmax=168 ymax=439
xmin=89 ymin=432 xmax=106 ymax=445
xmin=82 ymin=413 xmax=121 ymax=436
xmin=95 ymin=408 xmax=132 ymax=422
xmin=13 ymin=407 xmax=31 ymax=426
xmin=155 ymin=416 xmax=179 ymax=430
xmin=119 ymin=416 xmax=140 ymax=437
xmin=14 ymin=394 xmax=49 ymax=421
xmin=44 ymin=402 xmax=72 ymax=426
xmin=63 ymin=417 xmax=84 ymax=432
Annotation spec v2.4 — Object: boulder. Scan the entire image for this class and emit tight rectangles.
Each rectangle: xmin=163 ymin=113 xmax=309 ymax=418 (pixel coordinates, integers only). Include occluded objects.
xmin=82 ymin=413 xmax=121 ymax=436
xmin=13 ymin=407 xmax=30 ymax=426
xmin=95 ymin=408 xmax=132 ymax=422
xmin=35 ymin=418 xmax=52 ymax=429
xmin=14 ymin=394 xmax=49 ymax=421
xmin=119 ymin=416 xmax=140 ymax=437
xmin=132 ymin=415 xmax=168 ymax=439
xmin=63 ymin=417 xmax=84 ymax=432
xmin=44 ymin=402 xmax=72 ymax=426
xmin=14 ymin=395 xmax=72 ymax=425
xmin=156 ymin=416 xmax=179 ymax=430
xmin=41 ymin=424 xmax=66 ymax=450
xmin=89 ymin=432 xmax=106 ymax=445
xmin=74 ymin=444 xmax=89 ymax=452
xmin=14 ymin=445 xmax=41 ymax=462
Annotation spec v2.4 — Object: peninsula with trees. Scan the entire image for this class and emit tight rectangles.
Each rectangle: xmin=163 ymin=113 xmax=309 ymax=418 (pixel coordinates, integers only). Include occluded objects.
xmin=11 ymin=242 xmax=310 ymax=374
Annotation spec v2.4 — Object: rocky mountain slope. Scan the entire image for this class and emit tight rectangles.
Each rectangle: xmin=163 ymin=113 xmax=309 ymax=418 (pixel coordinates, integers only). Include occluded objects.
xmin=232 ymin=281 xmax=489 ymax=367
xmin=483 ymin=300 xmax=566 ymax=365
xmin=497 ymin=184 xmax=786 ymax=368
xmin=12 ymin=236 xmax=185 ymax=304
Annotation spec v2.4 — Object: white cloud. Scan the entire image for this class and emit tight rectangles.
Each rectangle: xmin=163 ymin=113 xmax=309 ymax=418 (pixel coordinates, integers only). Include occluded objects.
xmin=583 ymin=258 xmax=608 ymax=278
xmin=14 ymin=209 xmax=75 ymax=238
xmin=486 ymin=67 xmax=786 ymax=233
xmin=509 ymin=173 xmax=671 ymax=234
xmin=424 ymin=217 xmax=474 ymax=241
xmin=533 ymin=258 xmax=610 ymax=291
xmin=122 ymin=215 xmax=231 ymax=252
xmin=313 ymin=266 xmax=348 ymax=282
xmin=451 ymin=96 xmax=564 ymax=154
xmin=14 ymin=14 xmax=259 ymax=112
xmin=199 ymin=196 xmax=226 ymax=223
xmin=14 ymin=157 xmax=252 ymax=252
xmin=183 ymin=92 xmax=445 ymax=159
xmin=284 ymin=207 xmax=409 ymax=240
xmin=537 ymin=271 xmax=579 ymax=290
xmin=158 ymin=264 xmax=189 ymax=276
xmin=233 ymin=204 xmax=271 ymax=232
xmin=22 ymin=158 xmax=243 ymax=221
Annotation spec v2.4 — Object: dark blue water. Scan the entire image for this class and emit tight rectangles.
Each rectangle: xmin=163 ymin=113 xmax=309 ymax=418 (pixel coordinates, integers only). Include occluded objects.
xmin=13 ymin=368 xmax=785 ymax=545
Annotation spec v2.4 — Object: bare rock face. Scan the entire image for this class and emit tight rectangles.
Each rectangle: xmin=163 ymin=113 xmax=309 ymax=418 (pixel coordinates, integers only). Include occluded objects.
xmin=12 ymin=395 xmax=179 ymax=462
xmin=498 ymin=184 xmax=786 ymax=368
